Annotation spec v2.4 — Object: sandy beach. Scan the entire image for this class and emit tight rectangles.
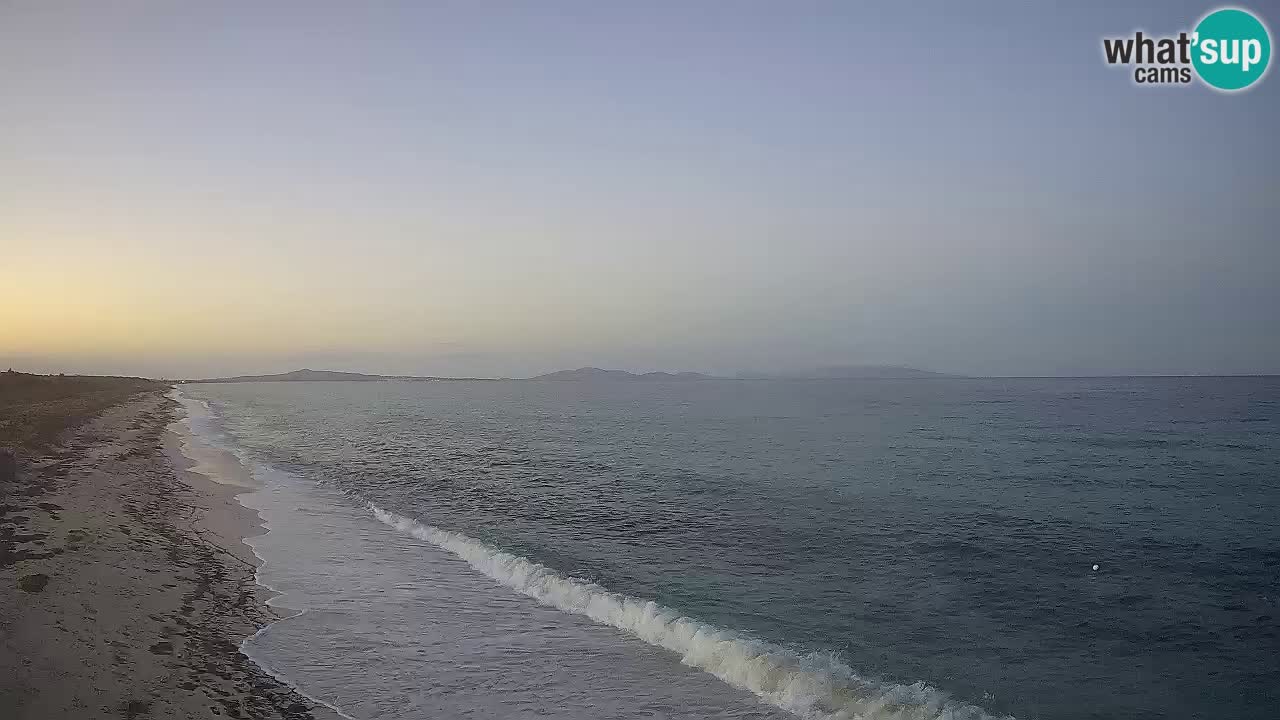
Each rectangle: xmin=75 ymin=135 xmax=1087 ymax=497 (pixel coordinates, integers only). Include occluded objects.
xmin=1 ymin=384 xmax=335 ymax=719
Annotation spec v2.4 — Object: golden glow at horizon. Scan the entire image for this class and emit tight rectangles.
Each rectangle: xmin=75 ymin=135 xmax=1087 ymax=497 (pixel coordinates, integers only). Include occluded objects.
xmin=2 ymin=203 xmax=686 ymax=359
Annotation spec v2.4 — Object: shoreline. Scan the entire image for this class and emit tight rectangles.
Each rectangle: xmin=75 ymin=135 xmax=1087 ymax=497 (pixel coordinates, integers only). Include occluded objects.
xmin=1 ymin=388 xmax=337 ymax=719
xmin=169 ymin=390 xmax=355 ymax=719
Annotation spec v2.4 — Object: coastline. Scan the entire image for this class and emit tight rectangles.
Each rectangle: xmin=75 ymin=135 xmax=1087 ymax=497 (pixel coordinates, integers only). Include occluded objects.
xmin=0 ymin=388 xmax=337 ymax=719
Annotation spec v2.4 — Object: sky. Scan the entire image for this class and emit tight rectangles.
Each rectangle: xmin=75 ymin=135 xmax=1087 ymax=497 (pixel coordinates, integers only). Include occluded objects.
xmin=2 ymin=1 xmax=1277 ymax=378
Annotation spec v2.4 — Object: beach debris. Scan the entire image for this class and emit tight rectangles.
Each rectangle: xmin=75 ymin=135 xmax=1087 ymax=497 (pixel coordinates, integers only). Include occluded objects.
xmin=0 ymin=447 xmax=15 ymax=483
xmin=120 ymin=698 xmax=152 ymax=719
xmin=18 ymin=572 xmax=49 ymax=592
xmin=1092 ymin=564 xmax=1100 ymax=571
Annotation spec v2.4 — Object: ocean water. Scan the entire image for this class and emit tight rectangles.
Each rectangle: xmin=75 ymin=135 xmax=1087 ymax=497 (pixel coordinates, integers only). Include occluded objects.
xmin=176 ymin=378 xmax=1280 ymax=720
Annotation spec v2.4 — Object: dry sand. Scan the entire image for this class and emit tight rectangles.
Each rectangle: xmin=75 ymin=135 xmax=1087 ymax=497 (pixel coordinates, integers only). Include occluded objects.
xmin=1 ymin=389 xmax=338 ymax=719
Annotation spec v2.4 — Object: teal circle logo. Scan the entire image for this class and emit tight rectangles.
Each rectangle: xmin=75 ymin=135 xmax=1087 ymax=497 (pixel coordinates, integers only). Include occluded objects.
xmin=1192 ymin=8 xmax=1271 ymax=91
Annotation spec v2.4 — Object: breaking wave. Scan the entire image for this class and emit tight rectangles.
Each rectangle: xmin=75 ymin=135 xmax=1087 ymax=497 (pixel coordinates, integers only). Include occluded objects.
xmin=370 ymin=505 xmax=1008 ymax=720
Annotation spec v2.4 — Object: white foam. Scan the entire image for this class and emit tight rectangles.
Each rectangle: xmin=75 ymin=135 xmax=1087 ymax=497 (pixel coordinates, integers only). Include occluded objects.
xmin=240 ymin=614 xmax=360 ymax=720
xmin=172 ymin=388 xmax=358 ymax=720
xmin=371 ymin=505 xmax=1009 ymax=720
xmin=176 ymin=386 xmax=1008 ymax=720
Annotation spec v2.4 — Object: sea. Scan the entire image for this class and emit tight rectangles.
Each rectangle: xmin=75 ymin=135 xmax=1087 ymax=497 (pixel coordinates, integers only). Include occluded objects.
xmin=173 ymin=377 xmax=1280 ymax=720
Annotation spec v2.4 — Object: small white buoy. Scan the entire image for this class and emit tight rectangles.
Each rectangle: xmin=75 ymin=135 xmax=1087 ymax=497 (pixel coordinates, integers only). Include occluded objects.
xmin=1092 ymin=564 xmax=1099 ymax=571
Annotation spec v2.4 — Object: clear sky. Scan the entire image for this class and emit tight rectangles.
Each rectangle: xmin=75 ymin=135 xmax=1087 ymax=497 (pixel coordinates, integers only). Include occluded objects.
xmin=3 ymin=1 xmax=1277 ymax=378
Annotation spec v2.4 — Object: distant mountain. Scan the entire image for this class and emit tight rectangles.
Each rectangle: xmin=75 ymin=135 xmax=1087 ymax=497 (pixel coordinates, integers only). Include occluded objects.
xmin=186 ymin=368 xmax=504 ymax=383
xmin=636 ymin=371 xmax=712 ymax=381
xmin=189 ymin=369 xmax=390 ymax=383
xmin=528 ymin=367 xmax=713 ymax=381
xmin=185 ymin=365 xmax=948 ymax=384
xmin=746 ymin=365 xmax=955 ymax=380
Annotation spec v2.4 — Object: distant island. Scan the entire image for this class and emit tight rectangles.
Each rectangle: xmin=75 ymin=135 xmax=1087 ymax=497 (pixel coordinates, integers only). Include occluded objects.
xmin=744 ymin=365 xmax=954 ymax=380
xmin=529 ymin=367 xmax=713 ymax=381
xmin=192 ymin=369 xmax=386 ymax=383
xmin=185 ymin=365 xmax=953 ymax=383
xmin=530 ymin=365 xmax=953 ymax=381
xmin=184 ymin=369 xmax=497 ymax=383
xmin=186 ymin=367 xmax=714 ymax=383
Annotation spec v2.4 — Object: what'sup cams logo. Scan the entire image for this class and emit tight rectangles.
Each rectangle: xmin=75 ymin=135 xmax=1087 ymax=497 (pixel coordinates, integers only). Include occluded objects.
xmin=1102 ymin=6 xmax=1271 ymax=91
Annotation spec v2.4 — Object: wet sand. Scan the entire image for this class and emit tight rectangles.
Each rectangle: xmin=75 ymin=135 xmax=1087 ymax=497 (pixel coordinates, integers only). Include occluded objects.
xmin=0 ymin=389 xmax=336 ymax=719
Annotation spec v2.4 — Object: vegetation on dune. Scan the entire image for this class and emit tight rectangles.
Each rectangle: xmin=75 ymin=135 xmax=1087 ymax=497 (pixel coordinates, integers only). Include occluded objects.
xmin=0 ymin=370 xmax=166 ymax=453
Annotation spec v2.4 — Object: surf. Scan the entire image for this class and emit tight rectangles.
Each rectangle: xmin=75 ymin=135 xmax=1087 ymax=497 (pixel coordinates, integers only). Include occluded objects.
xmin=370 ymin=504 xmax=1007 ymax=720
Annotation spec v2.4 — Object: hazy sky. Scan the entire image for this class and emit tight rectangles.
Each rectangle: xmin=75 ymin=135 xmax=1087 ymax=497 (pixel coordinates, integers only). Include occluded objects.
xmin=3 ymin=1 xmax=1277 ymax=378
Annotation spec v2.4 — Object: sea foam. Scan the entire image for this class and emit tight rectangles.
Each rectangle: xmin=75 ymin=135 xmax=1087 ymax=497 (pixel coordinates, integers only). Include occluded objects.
xmin=370 ymin=505 xmax=1007 ymax=720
